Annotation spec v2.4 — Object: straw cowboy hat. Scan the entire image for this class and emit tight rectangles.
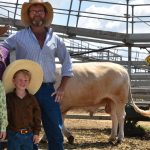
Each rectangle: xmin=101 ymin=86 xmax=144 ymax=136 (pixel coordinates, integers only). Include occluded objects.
xmin=2 ymin=59 xmax=43 ymax=94
xmin=21 ymin=0 xmax=53 ymax=27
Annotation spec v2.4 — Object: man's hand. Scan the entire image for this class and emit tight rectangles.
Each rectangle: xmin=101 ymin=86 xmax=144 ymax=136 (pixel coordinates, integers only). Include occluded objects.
xmin=0 ymin=131 xmax=6 ymax=140
xmin=51 ymin=86 xmax=64 ymax=103
xmin=51 ymin=76 xmax=71 ymax=102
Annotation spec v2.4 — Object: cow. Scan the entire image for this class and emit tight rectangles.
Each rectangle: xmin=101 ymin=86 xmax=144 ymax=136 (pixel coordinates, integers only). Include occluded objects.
xmin=54 ymin=62 xmax=129 ymax=144
xmin=41 ymin=62 xmax=150 ymax=144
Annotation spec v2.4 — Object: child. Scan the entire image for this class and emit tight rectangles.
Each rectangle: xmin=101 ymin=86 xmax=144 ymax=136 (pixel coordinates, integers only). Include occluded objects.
xmin=2 ymin=59 xmax=43 ymax=150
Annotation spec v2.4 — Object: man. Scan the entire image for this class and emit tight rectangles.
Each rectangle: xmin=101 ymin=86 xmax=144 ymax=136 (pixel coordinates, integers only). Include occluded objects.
xmin=0 ymin=0 xmax=73 ymax=149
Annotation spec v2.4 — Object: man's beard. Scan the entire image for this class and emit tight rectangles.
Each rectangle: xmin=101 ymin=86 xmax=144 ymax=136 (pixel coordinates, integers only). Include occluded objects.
xmin=32 ymin=20 xmax=43 ymax=26
xmin=30 ymin=18 xmax=45 ymax=26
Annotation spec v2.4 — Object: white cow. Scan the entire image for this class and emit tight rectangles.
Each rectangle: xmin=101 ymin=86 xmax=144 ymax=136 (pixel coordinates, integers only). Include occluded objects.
xmin=55 ymin=62 xmax=129 ymax=143
xmin=41 ymin=62 xmax=149 ymax=144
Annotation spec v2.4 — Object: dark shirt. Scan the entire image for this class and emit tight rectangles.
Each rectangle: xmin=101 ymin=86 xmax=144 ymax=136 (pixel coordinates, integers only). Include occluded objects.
xmin=6 ymin=90 xmax=41 ymax=135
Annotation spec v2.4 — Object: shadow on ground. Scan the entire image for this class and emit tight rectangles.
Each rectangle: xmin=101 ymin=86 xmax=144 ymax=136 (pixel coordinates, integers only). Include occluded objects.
xmin=39 ymin=127 xmax=150 ymax=149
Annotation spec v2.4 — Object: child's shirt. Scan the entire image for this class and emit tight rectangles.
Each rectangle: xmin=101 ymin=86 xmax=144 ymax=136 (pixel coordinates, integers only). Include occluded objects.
xmin=6 ymin=90 xmax=41 ymax=135
xmin=0 ymin=81 xmax=8 ymax=132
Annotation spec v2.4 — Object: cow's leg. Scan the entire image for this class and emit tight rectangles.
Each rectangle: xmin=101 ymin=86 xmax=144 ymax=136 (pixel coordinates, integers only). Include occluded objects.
xmin=109 ymin=102 xmax=118 ymax=141
xmin=116 ymin=103 xmax=126 ymax=143
xmin=41 ymin=114 xmax=75 ymax=144
xmin=61 ymin=114 xmax=74 ymax=144
xmin=62 ymin=124 xmax=74 ymax=144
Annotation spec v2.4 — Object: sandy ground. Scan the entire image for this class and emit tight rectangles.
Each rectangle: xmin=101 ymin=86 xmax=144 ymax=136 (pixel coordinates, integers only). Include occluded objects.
xmin=39 ymin=113 xmax=150 ymax=150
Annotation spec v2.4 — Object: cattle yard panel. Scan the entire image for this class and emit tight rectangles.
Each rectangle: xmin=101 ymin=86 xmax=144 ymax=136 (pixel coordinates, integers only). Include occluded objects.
xmin=65 ymin=113 xmax=111 ymax=120
xmin=131 ymin=74 xmax=150 ymax=103
xmin=0 ymin=1 xmax=150 ymax=122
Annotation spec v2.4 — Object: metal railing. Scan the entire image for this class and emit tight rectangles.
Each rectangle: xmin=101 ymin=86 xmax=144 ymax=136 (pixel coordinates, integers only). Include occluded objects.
xmin=0 ymin=0 xmax=149 ymax=71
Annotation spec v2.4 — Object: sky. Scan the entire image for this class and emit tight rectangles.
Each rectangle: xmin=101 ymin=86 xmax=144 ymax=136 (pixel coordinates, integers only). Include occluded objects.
xmin=1 ymin=0 xmax=150 ymax=60
xmin=54 ymin=0 xmax=150 ymax=33
xmin=1 ymin=0 xmax=150 ymax=33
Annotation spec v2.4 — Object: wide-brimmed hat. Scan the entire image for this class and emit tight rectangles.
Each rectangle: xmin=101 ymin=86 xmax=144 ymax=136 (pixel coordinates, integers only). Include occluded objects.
xmin=21 ymin=0 xmax=53 ymax=27
xmin=2 ymin=59 xmax=43 ymax=94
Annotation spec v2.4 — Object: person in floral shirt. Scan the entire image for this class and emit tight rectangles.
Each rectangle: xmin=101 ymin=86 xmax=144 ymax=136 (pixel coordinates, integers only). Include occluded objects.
xmin=0 ymin=81 xmax=8 ymax=140
xmin=0 ymin=26 xmax=9 ymax=149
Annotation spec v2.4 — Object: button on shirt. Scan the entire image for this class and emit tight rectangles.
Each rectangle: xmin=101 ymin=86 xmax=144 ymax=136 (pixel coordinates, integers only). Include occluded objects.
xmin=1 ymin=27 xmax=73 ymax=83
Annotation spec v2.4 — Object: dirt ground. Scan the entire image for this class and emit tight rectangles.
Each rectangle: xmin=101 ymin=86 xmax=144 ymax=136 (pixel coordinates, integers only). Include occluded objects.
xmin=39 ymin=117 xmax=150 ymax=150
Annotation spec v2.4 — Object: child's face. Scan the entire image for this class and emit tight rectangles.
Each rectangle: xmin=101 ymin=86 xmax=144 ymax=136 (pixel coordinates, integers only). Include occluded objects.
xmin=13 ymin=72 xmax=30 ymax=91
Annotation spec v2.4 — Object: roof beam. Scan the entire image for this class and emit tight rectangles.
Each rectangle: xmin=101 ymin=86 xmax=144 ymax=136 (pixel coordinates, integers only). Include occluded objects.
xmin=1 ymin=17 xmax=150 ymax=47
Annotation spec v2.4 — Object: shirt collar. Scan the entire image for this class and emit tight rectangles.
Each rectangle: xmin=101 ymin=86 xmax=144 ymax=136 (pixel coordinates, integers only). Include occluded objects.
xmin=12 ymin=89 xmax=30 ymax=98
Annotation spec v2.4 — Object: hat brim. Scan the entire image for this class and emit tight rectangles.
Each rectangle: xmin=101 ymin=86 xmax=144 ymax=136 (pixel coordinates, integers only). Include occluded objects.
xmin=2 ymin=59 xmax=43 ymax=94
xmin=21 ymin=2 xmax=53 ymax=27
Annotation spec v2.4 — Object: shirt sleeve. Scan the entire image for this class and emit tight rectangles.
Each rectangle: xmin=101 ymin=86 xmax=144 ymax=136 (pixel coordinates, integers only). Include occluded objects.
xmin=32 ymin=96 xmax=42 ymax=135
xmin=55 ymin=35 xmax=73 ymax=77
xmin=0 ymin=33 xmax=17 ymax=51
xmin=0 ymin=82 xmax=8 ymax=132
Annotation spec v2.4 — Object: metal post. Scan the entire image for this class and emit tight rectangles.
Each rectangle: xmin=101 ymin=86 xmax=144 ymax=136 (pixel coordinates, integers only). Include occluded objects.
xmin=126 ymin=0 xmax=129 ymax=34
xmin=128 ymin=46 xmax=132 ymax=76
xmin=76 ymin=0 xmax=82 ymax=28
xmin=66 ymin=0 xmax=73 ymax=27
xmin=13 ymin=0 xmax=19 ymax=25
xmin=131 ymin=5 xmax=134 ymax=34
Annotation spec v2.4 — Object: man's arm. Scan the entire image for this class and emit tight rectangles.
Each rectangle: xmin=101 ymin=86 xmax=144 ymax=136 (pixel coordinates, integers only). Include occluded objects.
xmin=54 ymin=35 xmax=74 ymax=102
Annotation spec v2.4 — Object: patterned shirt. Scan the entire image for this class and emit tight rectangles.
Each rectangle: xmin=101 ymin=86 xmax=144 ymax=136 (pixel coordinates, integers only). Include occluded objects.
xmin=0 ymin=81 xmax=8 ymax=132
xmin=1 ymin=27 xmax=73 ymax=83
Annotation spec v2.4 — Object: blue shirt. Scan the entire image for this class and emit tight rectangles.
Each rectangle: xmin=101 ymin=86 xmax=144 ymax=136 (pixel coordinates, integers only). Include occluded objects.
xmin=1 ymin=27 xmax=73 ymax=82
